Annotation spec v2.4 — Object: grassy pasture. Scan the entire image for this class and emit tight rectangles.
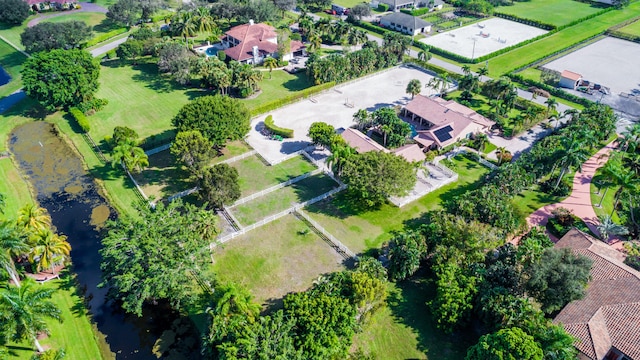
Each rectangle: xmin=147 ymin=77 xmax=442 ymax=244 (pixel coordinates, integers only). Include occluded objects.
xmin=232 ymin=155 xmax=316 ymax=197
xmin=496 ymin=0 xmax=606 ymax=27
xmin=618 ymin=19 xmax=640 ymax=36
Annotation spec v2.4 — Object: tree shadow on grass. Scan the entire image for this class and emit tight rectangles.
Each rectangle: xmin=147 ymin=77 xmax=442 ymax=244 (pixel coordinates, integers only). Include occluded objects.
xmin=92 ymin=18 xmax=120 ymax=34
xmin=280 ymin=72 xmax=312 ymax=91
xmin=389 ymin=271 xmax=477 ymax=359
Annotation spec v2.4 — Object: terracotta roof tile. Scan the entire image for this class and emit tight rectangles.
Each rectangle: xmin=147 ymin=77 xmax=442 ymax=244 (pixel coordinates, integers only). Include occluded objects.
xmin=341 ymin=128 xmax=387 ymax=153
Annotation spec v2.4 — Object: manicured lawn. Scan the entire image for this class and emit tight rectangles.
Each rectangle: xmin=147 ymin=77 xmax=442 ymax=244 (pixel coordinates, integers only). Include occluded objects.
xmin=483 ymin=141 xmax=497 ymax=154
xmin=333 ymin=0 xmax=368 ymax=8
xmin=483 ymin=1 xmax=640 ymax=77
xmin=0 ymin=157 xmax=33 ymax=216
xmin=495 ymin=0 xmax=606 ymax=27
xmin=590 ymin=169 xmax=620 ymax=222
xmin=232 ymin=155 xmax=316 ymax=197
xmin=131 ymin=150 xmax=193 ymax=201
xmin=0 ymin=22 xmax=28 ymax=51
xmin=6 ymin=274 xmax=107 ymax=360
xmin=240 ymin=69 xmax=313 ymax=109
xmin=230 ymin=173 xmax=339 ymax=226
xmin=210 ymin=140 xmax=253 ymax=164
xmin=512 ymin=185 xmax=564 ymax=217
xmin=352 ymin=276 xmax=475 ymax=359
xmin=43 ymin=12 xmax=122 ymax=37
xmin=90 ymin=60 xmax=207 ymax=143
xmin=0 ymin=38 xmax=28 ymax=98
xmin=618 ymin=19 xmax=640 ymax=36
xmin=306 ymin=155 xmax=490 ymax=253
xmin=210 ymin=214 xmax=345 ymax=305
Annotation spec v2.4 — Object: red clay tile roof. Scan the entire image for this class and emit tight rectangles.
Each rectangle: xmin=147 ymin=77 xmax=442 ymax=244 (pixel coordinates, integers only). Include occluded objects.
xmin=392 ymin=143 xmax=426 ymax=163
xmin=341 ymin=128 xmax=387 ymax=153
xmin=554 ymin=229 xmax=640 ymax=360
xmin=224 ymin=23 xmax=278 ymax=62
xmin=561 ymin=70 xmax=583 ymax=81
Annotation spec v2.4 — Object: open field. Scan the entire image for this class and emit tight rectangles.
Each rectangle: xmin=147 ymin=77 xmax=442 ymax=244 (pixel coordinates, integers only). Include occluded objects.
xmin=232 ymin=155 xmax=316 ymax=197
xmin=543 ymin=37 xmax=640 ymax=95
xmin=6 ymin=275 xmax=105 ymax=360
xmin=421 ymin=18 xmax=547 ymax=59
xmin=305 ymin=155 xmax=490 ymax=253
xmin=618 ymin=19 xmax=640 ymax=36
xmin=247 ymin=66 xmax=438 ymax=163
xmin=0 ymin=39 xmax=28 ymax=98
xmin=231 ymin=173 xmax=339 ymax=226
xmin=0 ymin=157 xmax=33 ymax=216
xmin=495 ymin=0 xmax=606 ymax=27
xmin=483 ymin=1 xmax=640 ymax=77
xmin=41 ymin=12 xmax=122 ymax=37
xmin=352 ymin=277 xmax=475 ymax=359
xmin=210 ymin=215 xmax=345 ymax=305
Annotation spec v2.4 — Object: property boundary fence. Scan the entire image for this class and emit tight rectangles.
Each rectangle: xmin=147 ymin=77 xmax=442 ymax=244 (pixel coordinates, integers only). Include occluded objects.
xmin=82 ymin=133 xmax=108 ymax=164
xmin=431 ymin=161 xmax=456 ymax=177
xmin=167 ymin=186 xmax=199 ymax=202
xmin=220 ymin=207 xmax=242 ymax=231
xmin=219 ymin=150 xmax=257 ymax=164
xmin=294 ymin=208 xmax=357 ymax=260
xmin=123 ymin=165 xmax=148 ymax=201
xmin=145 ymin=143 xmax=171 ymax=156
xmin=230 ymin=168 xmax=322 ymax=207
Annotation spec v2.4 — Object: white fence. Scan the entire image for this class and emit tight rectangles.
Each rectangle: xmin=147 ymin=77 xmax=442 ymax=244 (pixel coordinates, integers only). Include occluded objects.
xmin=230 ymin=168 xmax=322 ymax=207
xmin=145 ymin=144 xmax=171 ymax=156
xmin=218 ymin=150 xmax=258 ymax=165
xmin=167 ymin=186 xmax=199 ymax=202
xmin=294 ymin=208 xmax=357 ymax=259
xmin=390 ymin=172 xmax=458 ymax=208
xmin=431 ymin=161 xmax=456 ymax=177
xmin=267 ymin=146 xmax=316 ymax=166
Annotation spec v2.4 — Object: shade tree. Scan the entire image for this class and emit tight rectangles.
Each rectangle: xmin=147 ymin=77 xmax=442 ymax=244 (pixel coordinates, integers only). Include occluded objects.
xmin=21 ymin=21 xmax=92 ymax=53
xmin=465 ymin=327 xmax=543 ymax=360
xmin=171 ymin=130 xmax=216 ymax=174
xmin=0 ymin=0 xmax=30 ymax=25
xmin=197 ymin=164 xmax=241 ymax=208
xmin=308 ymin=122 xmax=335 ymax=149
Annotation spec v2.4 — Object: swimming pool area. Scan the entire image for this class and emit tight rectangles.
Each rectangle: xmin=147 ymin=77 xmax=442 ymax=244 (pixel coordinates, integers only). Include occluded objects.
xmin=205 ymin=46 xmax=218 ymax=57
xmin=194 ymin=43 xmax=224 ymax=57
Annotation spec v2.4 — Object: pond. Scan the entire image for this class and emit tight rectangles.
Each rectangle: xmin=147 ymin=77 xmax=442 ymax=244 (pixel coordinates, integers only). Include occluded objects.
xmin=0 ymin=66 xmax=10 ymax=86
xmin=9 ymin=122 xmax=197 ymax=359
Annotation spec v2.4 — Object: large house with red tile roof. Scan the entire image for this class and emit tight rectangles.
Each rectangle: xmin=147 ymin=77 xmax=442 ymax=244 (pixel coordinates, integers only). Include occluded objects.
xmin=222 ymin=20 xmax=305 ymax=65
xmin=554 ymin=228 xmax=640 ymax=360
xmin=24 ymin=0 xmax=75 ymax=11
xmin=340 ymin=127 xmax=426 ymax=163
xmin=403 ymin=95 xmax=494 ymax=150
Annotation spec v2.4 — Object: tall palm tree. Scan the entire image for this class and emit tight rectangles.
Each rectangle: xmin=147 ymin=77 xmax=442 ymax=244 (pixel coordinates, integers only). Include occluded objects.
xmin=29 ymin=228 xmax=71 ymax=275
xmin=496 ymin=146 xmax=509 ymax=165
xmin=327 ymin=144 xmax=355 ymax=176
xmin=0 ymin=221 xmax=28 ymax=287
xmin=263 ymin=57 xmax=278 ymax=79
xmin=554 ymin=139 xmax=590 ymax=189
xmin=406 ymin=79 xmax=421 ymax=99
xmin=544 ymin=97 xmax=558 ymax=119
xmin=16 ymin=204 xmax=51 ymax=235
xmin=621 ymin=123 xmax=640 ymax=153
xmin=307 ymin=31 xmax=322 ymax=53
xmin=461 ymin=65 xmax=471 ymax=76
xmin=111 ymin=138 xmax=149 ymax=173
xmin=477 ymin=66 xmax=488 ymax=77
xmin=172 ymin=11 xmax=197 ymax=46
xmin=353 ymin=109 xmax=371 ymax=131
xmin=193 ymin=7 xmax=216 ymax=34
xmin=381 ymin=124 xmax=392 ymax=147
xmin=298 ymin=15 xmax=314 ymax=37
xmin=417 ymin=49 xmax=431 ymax=62
xmin=211 ymin=283 xmax=260 ymax=323
xmin=0 ymin=279 xmax=62 ymax=353
xmin=597 ymin=215 xmax=629 ymax=242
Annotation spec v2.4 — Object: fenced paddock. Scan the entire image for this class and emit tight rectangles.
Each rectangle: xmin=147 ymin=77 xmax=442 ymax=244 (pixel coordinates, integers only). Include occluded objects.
xmin=420 ymin=18 xmax=548 ymax=59
xmin=543 ymin=37 xmax=640 ymax=95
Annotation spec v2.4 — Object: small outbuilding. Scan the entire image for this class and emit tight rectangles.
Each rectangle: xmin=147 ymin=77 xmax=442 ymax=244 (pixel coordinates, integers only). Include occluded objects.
xmin=379 ymin=12 xmax=432 ymax=36
xmin=559 ymin=70 xmax=583 ymax=90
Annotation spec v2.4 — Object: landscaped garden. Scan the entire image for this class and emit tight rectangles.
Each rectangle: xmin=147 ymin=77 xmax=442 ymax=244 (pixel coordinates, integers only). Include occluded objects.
xmin=306 ymin=154 xmax=490 ymax=253
xmin=495 ymin=0 xmax=606 ymax=27
xmin=230 ymin=173 xmax=339 ymax=226
xmin=210 ymin=215 xmax=345 ymax=304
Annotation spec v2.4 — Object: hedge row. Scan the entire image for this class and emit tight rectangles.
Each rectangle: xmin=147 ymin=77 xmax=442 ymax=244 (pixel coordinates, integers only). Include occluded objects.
xmin=607 ymin=15 xmax=640 ymax=31
xmin=249 ymin=82 xmax=336 ymax=117
xmin=84 ymin=27 xmax=129 ymax=48
xmin=400 ymin=7 xmax=432 ymax=16
xmin=403 ymin=59 xmax=463 ymax=81
xmin=493 ymin=12 xmax=556 ymax=30
xmin=356 ymin=21 xmax=394 ymax=36
xmin=69 ymin=107 xmax=90 ymax=133
xmin=607 ymin=30 xmax=640 ymax=44
xmin=506 ymin=73 xmax=597 ymax=108
xmin=264 ymin=115 xmax=294 ymax=138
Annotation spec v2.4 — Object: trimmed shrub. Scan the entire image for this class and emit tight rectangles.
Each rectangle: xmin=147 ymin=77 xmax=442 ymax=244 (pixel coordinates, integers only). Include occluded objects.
xmin=355 ymin=21 xmax=393 ymax=36
xmin=69 ymin=107 xmax=90 ymax=133
xmin=400 ymin=7 xmax=431 ymax=16
xmin=264 ymin=115 xmax=294 ymax=138
xmin=377 ymin=3 xmax=389 ymax=12
xmin=84 ymin=28 xmax=128 ymax=47
xmin=493 ymin=12 xmax=555 ymax=30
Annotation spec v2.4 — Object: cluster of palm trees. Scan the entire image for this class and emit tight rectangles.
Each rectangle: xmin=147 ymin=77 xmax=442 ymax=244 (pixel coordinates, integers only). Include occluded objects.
xmin=298 ymin=16 xmax=368 ymax=52
xmin=170 ymin=6 xmax=220 ymax=46
xmin=196 ymin=56 xmax=263 ymax=96
xmin=1 ymin=204 xmax=70 ymax=353
xmin=111 ymin=137 xmax=149 ymax=174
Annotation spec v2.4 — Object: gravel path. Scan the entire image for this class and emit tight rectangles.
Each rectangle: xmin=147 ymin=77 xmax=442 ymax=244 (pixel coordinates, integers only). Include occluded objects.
xmin=27 ymin=2 xmax=108 ymax=28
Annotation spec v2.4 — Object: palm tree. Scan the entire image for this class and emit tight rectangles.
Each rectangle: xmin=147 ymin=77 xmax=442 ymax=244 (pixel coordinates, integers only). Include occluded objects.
xmin=298 ymin=15 xmax=314 ymax=37
xmin=307 ymin=31 xmax=322 ymax=53
xmin=210 ymin=283 xmax=260 ymax=323
xmin=544 ymin=97 xmax=558 ymax=119
xmin=621 ymin=123 xmax=640 ymax=152
xmin=0 ymin=221 xmax=28 ymax=287
xmin=496 ymin=146 xmax=509 ymax=165
xmin=472 ymin=133 xmax=488 ymax=153
xmin=111 ymin=138 xmax=149 ymax=173
xmin=263 ymin=57 xmax=278 ymax=79
xmin=426 ymin=75 xmax=449 ymax=95
xmin=477 ymin=66 xmax=488 ymax=77
xmin=327 ymin=145 xmax=355 ymax=176
xmin=29 ymin=228 xmax=71 ymax=275
xmin=353 ymin=109 xmax=371 ymax=131
xmin=16 ymin=204 xmax=51 ymax=234
xmin=554 ymin=138 xmax=590 ymax=189
xmin=172 ymin=11 xmax=197 ymax=46
xmin=461 ymin=65 xmax=471 ymax=76
xmin=0 ymin=279 xmax=62 ymax=353
xmin=563 ymin=108 xmax=580 ymax=124
xmin=597 ymin=215 xmax=629 ymax=242
xmin=417 ymin=49 xmax=431 ymax=62
xmin=381 ymin=124 xmax=392 ymax=147
xmin=193 ymin=7 xmax=216 ymax=34
xmin=406 ymin=79 xmax=421 ymax=99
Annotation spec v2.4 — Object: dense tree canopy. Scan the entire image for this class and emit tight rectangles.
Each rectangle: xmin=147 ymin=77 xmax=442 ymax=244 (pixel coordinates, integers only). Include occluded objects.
xmin=99 ymin=200 xmax=218 ymax=316
xmin=172 ymin=95 xmax=251 ymax=148
xmin=0 ymin=0 xmax=30 ymax=25
xmin=466 ymin=327 xmax=543 ymax=360
xmin=21 ymin=21 xmax=92 ymax=53
xmin=107 ymin=0 xmax=160 ymax=25
xmin=22 ymin=49 xmax=100 ymax=111
xmin=341 ymin=151 xmax=417 ymax=207
xmin=171 ymin=130 xmax=216 ymax=174
xmin=197 ymin=164 xmax=241 ymax=208
xmin=387 ymin=230 xmax=426 ymax=281
xmin=308 ymin=122 xmax=335 ymax=148
xmin=158 ymin=42 xmax=196 ymax=85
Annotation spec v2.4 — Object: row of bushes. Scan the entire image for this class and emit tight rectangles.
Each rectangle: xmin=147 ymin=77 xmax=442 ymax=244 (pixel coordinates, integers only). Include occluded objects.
xmin=400 ymin=7 xmax=432 ymax=16
xmin=507 ymin=74 xmax=596 ymax=108
xmin=69 ymin=107 xmax=90 ymax=133
xmin=84 ymin=28 xmax=129 ymax=48
xmin=493 ymin=12 xmax=556 ymax=30
xmin=403 ymin=59 xmax=463 ymax=81
xmin=607 ymin=29 xmax=640 ymax=44
xmin=264 ymin=115 xmax=294 ymax=138
xmin=355 ymin=20 xmax=393 ymax=37
xmin=249 ymin=82 xmax=335 ymax=117
xmin=377 ymin=3 xmax=389 ymax=12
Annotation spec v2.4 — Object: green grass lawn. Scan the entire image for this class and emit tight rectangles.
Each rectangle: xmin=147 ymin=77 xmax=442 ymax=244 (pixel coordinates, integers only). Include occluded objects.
xmin=306 ymin=155 xmax=490 ymax=254
xmin=0 ymin=157 xmax=33 ymax=216
xmin=483 ymin=1 xmax=640 ymax=77
xmin=0 ymin=21 xmax=28 ymax=51
xmin=240 ymin=69 xmax=313 ymax=109
xmin=590 ymin=169 xmax=619 ymax=222
xmin=618 ymin=19 xmax=640 ymax=36
xmin=0 ymin=38 xmax=28 ymax=98
xmin=131 ymin=150 xmax=193 ymax=201
xmin=512 ymin=185 xmax=564 ymax=217
xmin=495 ymin=0 xmax=606 ymax=27
xmin=232 ymin=155 xmax=316 ymax=197
xmin=210 ymin=214 xmax=345 ymax=305
xmin=210 ymin=140 xmax=253 ymax=164
xmin=43 ymin=12 xmax=122 ymax=37
xmin=6 ymin=274 xmax=108 ymax=360
xmin=231 ymin=173 xmax=339 ymax=226
xmin=352 ymin=276 xmax=475 ymax=359
xmin=90 ymin=60 xmax=207 ymax=143
xmin=332 ymin=0 xmax=368 ymax=8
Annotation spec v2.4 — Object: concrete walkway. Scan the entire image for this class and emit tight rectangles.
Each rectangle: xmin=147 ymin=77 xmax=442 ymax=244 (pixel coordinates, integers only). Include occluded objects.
xmin=526 ymin=141 xmax=624 ymax=249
